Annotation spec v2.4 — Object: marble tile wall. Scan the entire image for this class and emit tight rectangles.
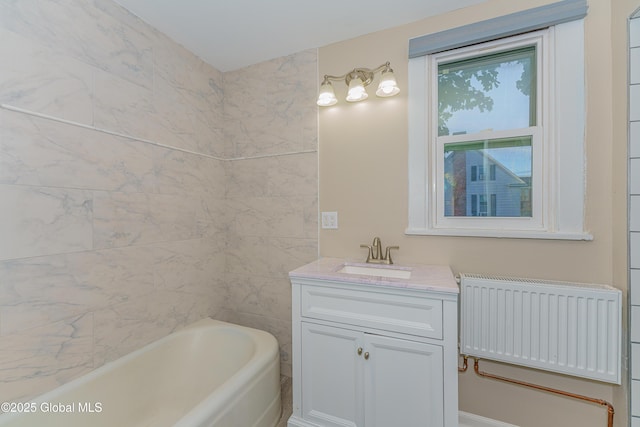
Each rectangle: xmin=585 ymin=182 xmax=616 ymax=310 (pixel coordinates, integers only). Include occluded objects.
xmin=0 ymin=0 xmax=318 ymax=402
xmin=0 ymin=0 xmax=229 ymax=402
xmin=222 ymin=52 xmax=319 ymax=377
xmin=223 ymin=49 xmax=318 ymax=159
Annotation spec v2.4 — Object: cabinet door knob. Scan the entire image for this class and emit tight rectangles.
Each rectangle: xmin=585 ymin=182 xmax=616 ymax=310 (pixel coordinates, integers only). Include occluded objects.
xmin=357 ymin=347 xmax=363 ymax=356
xmin=364 ymin=352 xmax=370 ymax=360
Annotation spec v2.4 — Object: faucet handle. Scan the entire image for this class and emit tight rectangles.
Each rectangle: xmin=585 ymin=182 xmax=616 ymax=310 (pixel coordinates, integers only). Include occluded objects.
xmin=360 ymin=244 xmax=373 ymax=263
xmin=384 ymin=246 xmax=399 ymax=264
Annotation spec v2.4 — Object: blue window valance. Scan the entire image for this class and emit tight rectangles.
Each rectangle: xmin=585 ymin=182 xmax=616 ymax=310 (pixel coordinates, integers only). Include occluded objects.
xmin=408 ymin=0 xmax=588 ymax=58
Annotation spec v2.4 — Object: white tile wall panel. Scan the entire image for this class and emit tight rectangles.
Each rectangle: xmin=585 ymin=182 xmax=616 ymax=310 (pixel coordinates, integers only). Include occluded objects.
xmin=632 ymin=18 xmax=640 ymax=426
xmin=632 ymin=85 xmax=640 ymax=122
xmin=631 ymin=18 xmax=640 ymax=48
xmin=633 ymin=306 xmax=640 ymax=343
xmin=633 ymin=48 xmax=640 ymax=85
xmin=631 ymin=121 xmax=640 ymax=158
xmin=631 ymin=234 xmax=640 ymax=269
xmin=631 ymin=197 xmax=640 ymax=231
xmin=632 ymin=269 xmax=640 ymax=306
xmin=633 ymin=343 xmax=640 ymax=380
xmin=631 ymin=159 xmax=640 ymax=195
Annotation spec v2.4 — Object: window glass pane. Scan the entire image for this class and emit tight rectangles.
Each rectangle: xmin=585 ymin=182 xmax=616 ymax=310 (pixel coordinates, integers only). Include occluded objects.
xmin=443 ymin=136 xmax=532 ymax=217
xmin=438 ymin=46 xmax=536 ymax=136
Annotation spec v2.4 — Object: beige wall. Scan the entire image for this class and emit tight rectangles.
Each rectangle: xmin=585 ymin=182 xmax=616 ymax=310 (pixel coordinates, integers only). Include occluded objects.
xmin=319 ymin=0 xmax=630 ymax=425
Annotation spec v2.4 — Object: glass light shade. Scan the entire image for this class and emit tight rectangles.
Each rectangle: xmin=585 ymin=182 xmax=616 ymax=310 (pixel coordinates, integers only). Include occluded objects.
xmin=346 ymin=77 xmax=368 ymax=102
xmin=376 ymin=69 xmax=400 ymax=97
xmin=317 ymin=81 xmax=338 ymax=106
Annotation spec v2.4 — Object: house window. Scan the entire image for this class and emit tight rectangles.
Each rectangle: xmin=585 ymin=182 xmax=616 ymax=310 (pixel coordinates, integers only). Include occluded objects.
xmin=479 ymin=195 xmax=488 ymax=216
xmin=490 ymin=194 xmax=497 ymax=217
xmin=443 ymin=136 xmax=533 ymax=218
xmin=407 ymin=14 xmax=590 ymax=240
xmin=436 ymin=32 xmax=543 ymax=230
xmin=471 ymin=194 xmax=477 ymax=216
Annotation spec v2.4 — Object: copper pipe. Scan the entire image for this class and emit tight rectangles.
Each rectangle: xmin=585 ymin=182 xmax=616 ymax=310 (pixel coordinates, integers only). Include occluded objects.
xmin=472 ymin=358 xmax=614 ymax=427
xmin=458 ymin=355 xmax=468 ymax=372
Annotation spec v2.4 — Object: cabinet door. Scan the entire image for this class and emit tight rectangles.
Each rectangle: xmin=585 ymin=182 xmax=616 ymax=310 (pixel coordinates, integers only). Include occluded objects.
xmin=301 ymin=322 xmax=364 ymax=427
xmin=364 ymin=334 xmax=444 ymax=427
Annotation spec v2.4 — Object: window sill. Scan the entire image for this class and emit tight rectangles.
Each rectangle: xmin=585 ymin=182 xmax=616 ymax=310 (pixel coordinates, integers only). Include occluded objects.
xmin=405 ymin=227 xmax=593 ymax=241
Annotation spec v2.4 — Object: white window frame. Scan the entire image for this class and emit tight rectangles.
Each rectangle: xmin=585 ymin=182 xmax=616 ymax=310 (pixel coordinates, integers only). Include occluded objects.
xmin=434 ymin=31 xmax=545 ymax=232
xmin=407 ymin=19 xmax=591 ymax=240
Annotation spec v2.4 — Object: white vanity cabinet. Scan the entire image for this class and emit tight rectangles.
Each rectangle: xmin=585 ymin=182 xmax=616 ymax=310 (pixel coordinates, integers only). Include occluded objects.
xmin=288 ymin=258 xmax=459 ymax=427
xmin=301 ymin=322 xmax=445 ymax=427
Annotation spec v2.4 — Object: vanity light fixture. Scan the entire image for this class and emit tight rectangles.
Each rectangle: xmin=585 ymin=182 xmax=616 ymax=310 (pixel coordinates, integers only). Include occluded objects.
xmin=316 ymin=62 xmax=399 ymax=107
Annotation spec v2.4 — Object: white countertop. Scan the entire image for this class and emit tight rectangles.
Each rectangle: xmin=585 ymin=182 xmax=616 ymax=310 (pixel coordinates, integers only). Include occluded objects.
xmin=289 ymin=257 xmax=459 ymax=294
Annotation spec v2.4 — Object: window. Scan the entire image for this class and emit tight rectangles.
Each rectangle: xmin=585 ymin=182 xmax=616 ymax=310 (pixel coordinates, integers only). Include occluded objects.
xmin=490 ymin=194 xmax=497 ymax=217
xmin=479 ymin=195 xmax=488 ymax=217
xmin=433 ymin=31 xmax=544 ymax=231
xmin=439 ymin=43 xmax=536 ymax=221
xmin=407 ymin=15 xmax=590 ymax=240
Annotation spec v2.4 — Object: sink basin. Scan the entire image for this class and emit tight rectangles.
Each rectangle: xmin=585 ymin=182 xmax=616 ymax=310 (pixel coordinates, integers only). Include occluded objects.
xmin=338 ymin=263 xmax=412 ymax=279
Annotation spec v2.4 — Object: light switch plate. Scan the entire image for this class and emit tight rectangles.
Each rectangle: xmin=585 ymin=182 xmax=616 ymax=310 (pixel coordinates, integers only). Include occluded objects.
xmin=321 ymin=212 xmax=338 ymax=229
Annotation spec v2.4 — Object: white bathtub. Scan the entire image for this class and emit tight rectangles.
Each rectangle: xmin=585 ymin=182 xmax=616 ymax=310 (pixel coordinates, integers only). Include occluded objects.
xmin=0 ymin=318 xmax=281 ymax=427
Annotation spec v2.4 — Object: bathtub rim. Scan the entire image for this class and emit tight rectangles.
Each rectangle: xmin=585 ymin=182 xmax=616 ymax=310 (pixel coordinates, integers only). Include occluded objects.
xmin=0 ymin=318 xmax=281 ymax=426
xmin=175 ymin=319 xmax=282 ymax=426
xmin=175 ymin=343 xmax=281 ymax=427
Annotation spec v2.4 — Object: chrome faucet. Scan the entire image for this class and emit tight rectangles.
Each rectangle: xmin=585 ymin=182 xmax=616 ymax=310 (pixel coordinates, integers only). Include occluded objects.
xmin=360 ymin=237 xmax=399 ymax=264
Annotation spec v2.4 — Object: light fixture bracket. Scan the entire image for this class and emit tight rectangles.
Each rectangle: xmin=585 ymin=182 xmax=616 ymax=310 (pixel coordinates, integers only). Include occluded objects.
xmin=345 ymin=69 xmax=375 ymax=88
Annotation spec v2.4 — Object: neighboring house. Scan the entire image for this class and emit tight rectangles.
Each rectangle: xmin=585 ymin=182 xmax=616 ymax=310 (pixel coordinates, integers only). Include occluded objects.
xmin=444 ymin=150 xmax=531 ymax=217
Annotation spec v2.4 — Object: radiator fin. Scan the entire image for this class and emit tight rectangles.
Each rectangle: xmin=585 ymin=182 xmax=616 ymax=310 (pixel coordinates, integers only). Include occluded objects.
xmin=460 ymin=274 xmax=621 ymax=384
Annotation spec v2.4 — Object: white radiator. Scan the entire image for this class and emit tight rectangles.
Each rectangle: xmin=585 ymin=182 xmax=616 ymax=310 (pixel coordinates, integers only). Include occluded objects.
xmin=460 ymin=274 xmax=621 ymax=384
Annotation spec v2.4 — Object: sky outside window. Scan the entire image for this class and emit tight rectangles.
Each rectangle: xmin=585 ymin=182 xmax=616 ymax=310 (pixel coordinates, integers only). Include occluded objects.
xmin=438 ymin=46 xmax=536 ymax=180
xmin=438 ymin=46 xmax=536 ymax=138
